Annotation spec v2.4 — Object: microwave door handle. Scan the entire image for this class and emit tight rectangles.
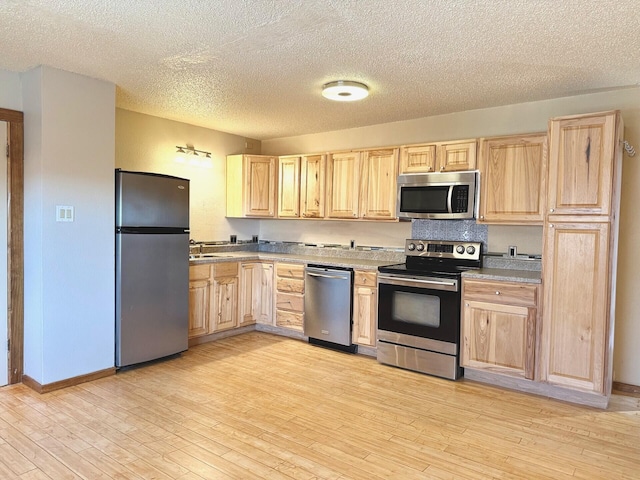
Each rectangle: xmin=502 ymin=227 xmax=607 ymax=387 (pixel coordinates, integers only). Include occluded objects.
xmin=447 ymin=186 xmax=453 ymax=214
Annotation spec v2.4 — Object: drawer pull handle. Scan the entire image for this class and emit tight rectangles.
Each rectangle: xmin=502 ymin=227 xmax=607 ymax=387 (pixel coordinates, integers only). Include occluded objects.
xmin=495 ymin=291 xmax=501 ymax=295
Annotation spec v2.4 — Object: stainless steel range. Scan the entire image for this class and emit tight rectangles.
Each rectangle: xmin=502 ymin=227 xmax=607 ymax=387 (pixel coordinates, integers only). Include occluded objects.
xmin=377 ymin=239 xmax=482 ymax=380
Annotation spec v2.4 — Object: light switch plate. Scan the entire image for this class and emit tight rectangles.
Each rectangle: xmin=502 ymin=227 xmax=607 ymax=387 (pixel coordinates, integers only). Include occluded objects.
xmin=56 ymin=205 xmax=74 ymax=222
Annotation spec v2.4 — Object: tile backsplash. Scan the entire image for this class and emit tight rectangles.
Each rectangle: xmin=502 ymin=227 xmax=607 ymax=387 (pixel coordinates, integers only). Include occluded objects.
xmin=411 ymin=219 xmax=489 ymax=251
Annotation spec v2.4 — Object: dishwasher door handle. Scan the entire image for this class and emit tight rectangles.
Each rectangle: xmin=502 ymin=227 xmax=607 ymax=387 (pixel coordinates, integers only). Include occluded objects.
xmin=307 ymin=271 xmax=349 ymax=280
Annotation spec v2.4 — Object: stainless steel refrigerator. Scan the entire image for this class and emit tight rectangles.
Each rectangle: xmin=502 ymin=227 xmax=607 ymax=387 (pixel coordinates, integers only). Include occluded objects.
xmin=115 ymin=170 xmax=190 ymax=368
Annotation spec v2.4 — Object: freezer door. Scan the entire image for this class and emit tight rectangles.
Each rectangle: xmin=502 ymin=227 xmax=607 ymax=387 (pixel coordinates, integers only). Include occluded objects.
xmin=116 ymin=170 xmax=189 ymax=228
xmin=116 ymin=232 xmax=189 ymax=367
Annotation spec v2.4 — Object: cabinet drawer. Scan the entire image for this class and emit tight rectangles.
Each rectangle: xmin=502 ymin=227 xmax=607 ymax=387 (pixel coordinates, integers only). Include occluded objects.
xmin=189 ymin=264 xmax=211 ymax=281
xmin=276 ymin=292 xmax=304 ymax=312
xmin=463 ymin=280 xmax=538 ymax=307
xmin=276 ymin=277 xmax=305 ymax=294
xmin=276 ymin=309 xmax=303 ymax=329
xmin=354 ymin=270 xmax=377 ymax=287
xmin=214 ymin=262 xmax=238 ymax=277
xmin=276 ymin=263 xmax=305 ymax=279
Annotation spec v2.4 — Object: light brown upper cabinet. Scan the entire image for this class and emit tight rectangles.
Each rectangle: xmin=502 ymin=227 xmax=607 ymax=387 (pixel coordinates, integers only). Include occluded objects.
xmin=399 ymin=139 xmax=477 ymax=174
xmin=326 ymin=151 xmax=362 ymax=219
xmin=300 ymin=154 xmax=326 ymax=218
xmin=227 ymin=154 xmax=277 ymax=218
xmin=359 ymin=148 xmax=399 ymax=220
xmin=547 ymin=112 xmax=618 ymax=216
xmin=277 ymin=155 xmax=300 ymax=218
xmin=477 ymin=133 xmax=547 ymax=224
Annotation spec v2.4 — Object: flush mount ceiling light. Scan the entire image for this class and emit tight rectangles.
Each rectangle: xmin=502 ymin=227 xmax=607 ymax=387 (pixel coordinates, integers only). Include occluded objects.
xmin=322 ymin=80 xmax=369 ymax=102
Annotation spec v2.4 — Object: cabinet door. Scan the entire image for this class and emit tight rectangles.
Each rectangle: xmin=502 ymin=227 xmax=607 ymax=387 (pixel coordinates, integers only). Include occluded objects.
xmin=462 ymin=300 xmax=536 ymax=379
xmin=437 ymin=140 xmax=477 ymax=172
xmin=244 ymin=155 xmax=276 ymax=217
xmin=478 ymin=134 xmax=546 ymax=224
xmin=352 ymin=285 xmax=377 ymax=346
xmin=540 ymin=221 xmax=610 ymax=393
xmin=240 ymin=262 xmax=274 ymax=327
xmin=326 ymin=152 xmax=361 ymax=218
xmin=277 ymin=156 xmax=300 ymax=218
xmin=547 ymin=112 xmax=618 ymax=216
xmin=188 ymin=279 xmax=211 ymax=337
xmin=360 ymin=148 xmax=398 ymax=220
xmin=300 ymin=154 xmax=326 ymax=218
xmin=257 ymin=263 xmax=274 ymax=325
xmin=239 ymin=263 xmax=257 ymax=327
xmin=399 ymin=144 xmax=436 ymax=174
xmin=212 ymin=276 xmax=238 ymax=332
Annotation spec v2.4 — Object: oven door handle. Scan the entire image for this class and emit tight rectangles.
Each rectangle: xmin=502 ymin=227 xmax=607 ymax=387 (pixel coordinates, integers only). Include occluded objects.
xmin=378 ymin=274 xmax=458 ymax=291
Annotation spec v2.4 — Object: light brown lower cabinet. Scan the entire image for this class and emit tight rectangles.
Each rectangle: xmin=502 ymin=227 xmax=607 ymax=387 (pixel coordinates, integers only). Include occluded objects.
xmin=189 ymin=262 xmax=239 ymax=338
xmin=188 ymin=265 xmax=212 ymax=337
xmin=352 ymin=270 xmax=377 ymax=347
xmin=239 ymin=262 xmax=274 ymax=327
xmin=540 ymin=221 xmax=611 ymax=394
xmin=275 ymin=262 xmax=305 ymax=331
xmin=461 ymin=279 xmax=538 ymax=380
xmin=211 ymin=262 xmax=239 ymax=333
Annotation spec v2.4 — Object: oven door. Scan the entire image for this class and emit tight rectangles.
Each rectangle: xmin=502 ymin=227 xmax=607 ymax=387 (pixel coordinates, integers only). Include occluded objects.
xmin=377 ymin=274 xmax=460 ymax=344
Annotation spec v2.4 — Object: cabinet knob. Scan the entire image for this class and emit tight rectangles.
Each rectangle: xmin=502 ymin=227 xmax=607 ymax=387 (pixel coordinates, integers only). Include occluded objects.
xmin=495 ymin=291 xmax=501 ymax=295
xmin=550 ymin=224 xmax=554 ymax=228
xmin=465 ymin=303 xmax=469 ymax=307
xmin=428 ymin=167 xmax=433 ymax=172
xmin=550 ymin=208 xmax=554 ymax=213
xmin=480 ymin=215 xmax=484 ymax=220
xmin=440 ymin=166 xmax=445 ymax=171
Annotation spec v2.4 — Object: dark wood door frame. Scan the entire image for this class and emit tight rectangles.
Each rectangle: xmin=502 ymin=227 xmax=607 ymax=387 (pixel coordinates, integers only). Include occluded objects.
xmin=1 ymin=108 xmax=24 ymax=384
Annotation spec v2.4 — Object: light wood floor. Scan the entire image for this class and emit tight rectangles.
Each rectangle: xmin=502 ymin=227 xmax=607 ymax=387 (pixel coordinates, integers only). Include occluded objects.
xmin=0 ymin=332 xmax=639 ymax=479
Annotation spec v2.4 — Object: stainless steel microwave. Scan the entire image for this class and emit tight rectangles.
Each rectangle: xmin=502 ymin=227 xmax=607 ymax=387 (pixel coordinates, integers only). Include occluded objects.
xmin=397 ymin=170 xmax=478 ymax=220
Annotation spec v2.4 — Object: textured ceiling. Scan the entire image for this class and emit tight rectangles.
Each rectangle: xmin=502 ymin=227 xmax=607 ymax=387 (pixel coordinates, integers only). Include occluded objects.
xmin=1 ymin=0 xmax=639 ymax=140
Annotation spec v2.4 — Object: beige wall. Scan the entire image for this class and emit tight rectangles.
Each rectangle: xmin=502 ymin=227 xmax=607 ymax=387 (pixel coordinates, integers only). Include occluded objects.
xmin=115 ymin=109 xmax=261 ymax=242
xmin=262 ymin=87 xmax=640 ymax=386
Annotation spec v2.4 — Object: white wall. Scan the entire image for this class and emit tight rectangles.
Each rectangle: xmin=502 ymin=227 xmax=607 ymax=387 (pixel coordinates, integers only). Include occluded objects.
xmin=262 ymin=88 xmax=640 ymax=386
xmin=22 ymin=66 xmax=116 ymax=385
xmin=0 ymin=70 xmax=22 ymax=111
xmin=115 ymin=109 xmax=260 ymax=242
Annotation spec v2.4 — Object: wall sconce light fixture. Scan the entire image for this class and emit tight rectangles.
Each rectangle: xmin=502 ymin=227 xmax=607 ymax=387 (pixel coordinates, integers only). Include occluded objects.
xmin=175 ymin=145 xmax=213 ymax=168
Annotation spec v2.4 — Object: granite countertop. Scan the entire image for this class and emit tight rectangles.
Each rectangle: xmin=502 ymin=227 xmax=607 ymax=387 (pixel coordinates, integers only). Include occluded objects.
xmin=462 ymin=268 xmax=542 ymax=284
xmin=189 ymin=251 xmax=395 ymax=271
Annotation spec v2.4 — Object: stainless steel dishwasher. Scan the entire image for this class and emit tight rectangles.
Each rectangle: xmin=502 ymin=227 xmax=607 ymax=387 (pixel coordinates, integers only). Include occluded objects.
xmin=304 ymin=265 xmax=356 ymax=353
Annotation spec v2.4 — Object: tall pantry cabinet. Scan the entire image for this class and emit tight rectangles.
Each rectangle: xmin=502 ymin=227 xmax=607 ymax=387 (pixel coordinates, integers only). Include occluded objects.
xmin=540 ymin=111 xmax=623 ymax=405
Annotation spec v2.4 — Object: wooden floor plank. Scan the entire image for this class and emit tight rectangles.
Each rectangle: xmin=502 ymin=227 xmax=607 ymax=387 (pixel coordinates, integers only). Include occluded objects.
xmin=0 ymin=332 xmax=639 ymax=479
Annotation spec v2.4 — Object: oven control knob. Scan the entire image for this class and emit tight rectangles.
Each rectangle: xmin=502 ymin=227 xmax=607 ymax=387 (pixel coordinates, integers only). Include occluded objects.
xmin=416 ymin=243 xmax=425 ymax=251
xmin=466 ymin=245 xmax=476 ymax=255
xmin=407 ymin=243 xmax=416 ymax=251
xmin=456 ymin=245 xmax=465 ymax=254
